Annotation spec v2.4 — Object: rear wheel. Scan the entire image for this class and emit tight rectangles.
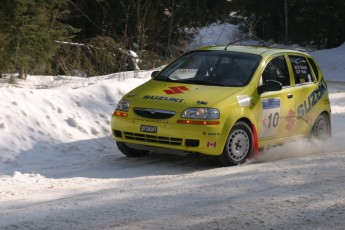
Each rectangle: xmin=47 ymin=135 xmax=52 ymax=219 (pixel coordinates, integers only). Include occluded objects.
xmin=218 ymin=122 xmax=253 ymax=166
xmin=311 ymin=113 xmax=331 ymax=139
xmin=116 ymin=142 xmax=149 ymax=157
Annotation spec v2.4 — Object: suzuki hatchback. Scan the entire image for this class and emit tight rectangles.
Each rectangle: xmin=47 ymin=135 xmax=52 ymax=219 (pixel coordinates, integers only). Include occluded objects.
xmin=111 ymin=45 xmax=331 ymax=166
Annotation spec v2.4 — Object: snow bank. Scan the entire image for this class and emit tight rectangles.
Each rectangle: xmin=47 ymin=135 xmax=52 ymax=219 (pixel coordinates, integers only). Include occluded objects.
xmin=0 ymin=73 xmax=149 ymax=167
xmin=188 ymin=23 xmax=241 ymax=48
xmin=310 ymin=42 xmax=345 ymax=82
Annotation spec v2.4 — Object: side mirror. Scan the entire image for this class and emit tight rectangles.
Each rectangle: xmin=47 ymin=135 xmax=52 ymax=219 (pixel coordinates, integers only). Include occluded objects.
xmin=151 ymin=70 xmax=160 ymax=79
xmin=258 ymin=80 xmax=282 ymax=94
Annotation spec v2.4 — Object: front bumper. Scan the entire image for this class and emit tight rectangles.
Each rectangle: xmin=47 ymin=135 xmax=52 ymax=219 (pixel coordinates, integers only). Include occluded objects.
xmin=111 ymin=115 xmax=227 ymax=156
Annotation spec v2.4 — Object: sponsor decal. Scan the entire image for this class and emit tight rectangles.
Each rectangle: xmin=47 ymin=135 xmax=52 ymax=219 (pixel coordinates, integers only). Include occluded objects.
xmin=207 ymin=142 xmax=217 ymax=148
xmin=285 ymin=109 xmax=296 ymax=131
xmin=163 ymin=86 xmax=189 ymax=94
xmin=237 ymin=95 xmax=252 ymax=107
xmin=202 ymin=132 xmax=220 ymax=136
xmin=297 ymin=80 xmax=327 ymax=118
xmin=143 ymin=95 xmax=183 ymax=103
xmin=197 ymin=100 xmax=208 ymax=105
xmin=307 ymin=115 xmax=313 ymax=123
xmin=133 ymin=118 xmax=168 ymax=124
xmin=262 ymin=98 xmax=280 ymax=110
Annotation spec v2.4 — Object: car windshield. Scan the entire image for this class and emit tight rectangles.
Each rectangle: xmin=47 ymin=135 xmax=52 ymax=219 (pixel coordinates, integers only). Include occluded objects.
xmin=155 ymin=51 xmax=261 ymax=87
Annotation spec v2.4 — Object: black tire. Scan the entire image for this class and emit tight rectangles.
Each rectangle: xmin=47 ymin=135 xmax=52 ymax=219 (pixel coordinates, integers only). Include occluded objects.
xmin=311 ymin=113 xmax=331 ymax=139
xmin=218 ymin=122 xmax=253 ymax=166
xmin=116 ymin=142 xmax=149 ymax=157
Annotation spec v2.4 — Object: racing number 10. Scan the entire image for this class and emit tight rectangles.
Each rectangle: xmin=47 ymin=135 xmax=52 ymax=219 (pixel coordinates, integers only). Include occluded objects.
xmin=260 ymin=98 xmax=281 ymax=138
xmin=267 ymin=112 xmax=279 ymax=128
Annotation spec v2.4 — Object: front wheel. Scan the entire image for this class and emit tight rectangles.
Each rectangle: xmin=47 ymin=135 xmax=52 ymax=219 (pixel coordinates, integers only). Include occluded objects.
xmin=116 ymin=142 xmax=149 ymax=157
xmin=218 ymin=122 xmax=253 ymax=166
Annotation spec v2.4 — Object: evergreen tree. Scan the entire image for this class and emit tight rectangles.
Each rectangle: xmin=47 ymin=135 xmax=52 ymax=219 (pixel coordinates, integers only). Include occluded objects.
xmin=67 ymin=0 xmax=232 ymax=57
xmin=291 ymin=0 xmax=345 ymax=48
xmin=0 ymin=0 xmax=77 ymax=78
xmin=229 ymin=0 xmax=345 ymax=48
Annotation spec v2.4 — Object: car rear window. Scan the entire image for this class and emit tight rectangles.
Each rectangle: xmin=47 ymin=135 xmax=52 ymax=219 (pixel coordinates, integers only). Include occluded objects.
xmin=307 ymin=58 xmax=319 ymax=81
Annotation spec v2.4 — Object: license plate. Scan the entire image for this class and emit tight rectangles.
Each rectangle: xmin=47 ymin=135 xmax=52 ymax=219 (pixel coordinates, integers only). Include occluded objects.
xmin=140 ymin=125 xmax=157 ymax=133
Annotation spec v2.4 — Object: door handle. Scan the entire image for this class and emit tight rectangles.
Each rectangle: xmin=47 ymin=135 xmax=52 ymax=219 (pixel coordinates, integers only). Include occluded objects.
xmin=287 ymin=94 xmax=293 ymax=99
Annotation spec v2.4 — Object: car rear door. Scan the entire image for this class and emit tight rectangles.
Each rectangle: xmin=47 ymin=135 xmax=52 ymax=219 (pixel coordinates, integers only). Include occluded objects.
xmin=287 ymin=54 xmax=320 ymax=136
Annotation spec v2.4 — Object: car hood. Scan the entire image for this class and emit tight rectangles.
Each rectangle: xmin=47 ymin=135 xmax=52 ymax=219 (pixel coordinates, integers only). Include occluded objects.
xmin=123 ymin=80 xmax=244 ymax=111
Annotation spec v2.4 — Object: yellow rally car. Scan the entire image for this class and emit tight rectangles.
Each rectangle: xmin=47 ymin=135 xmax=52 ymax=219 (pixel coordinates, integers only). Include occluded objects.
xmin=111 ymin=45 xmax=331 ymax=166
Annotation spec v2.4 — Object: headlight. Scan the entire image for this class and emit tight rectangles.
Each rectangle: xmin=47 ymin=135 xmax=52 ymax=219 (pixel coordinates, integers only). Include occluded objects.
xmin=116 ymin=99 xmax=131 ymax=112
xmin=181 ymin=108 xmax=220 ymax=119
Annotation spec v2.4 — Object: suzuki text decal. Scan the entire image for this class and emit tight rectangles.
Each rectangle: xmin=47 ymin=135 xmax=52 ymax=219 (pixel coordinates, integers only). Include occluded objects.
xmin=297 ymin=80 xmax=327 ymax=118
xmin=163 ymin=86 xmax=189 ymax=94
xmin=143 ymin=95 xmax=183 ymax=103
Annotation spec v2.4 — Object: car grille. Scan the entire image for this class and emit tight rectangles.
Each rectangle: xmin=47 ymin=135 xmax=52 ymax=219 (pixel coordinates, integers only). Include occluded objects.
xmin=133 ymin=108 xmax=176 ymax=119
xmin=123 ymin=132 xmax=182 ymax=145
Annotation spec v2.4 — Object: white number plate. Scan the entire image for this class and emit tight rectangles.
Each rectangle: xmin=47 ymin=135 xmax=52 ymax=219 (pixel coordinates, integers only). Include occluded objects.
xmin=140 ymin=125 xmax=157 ymax=133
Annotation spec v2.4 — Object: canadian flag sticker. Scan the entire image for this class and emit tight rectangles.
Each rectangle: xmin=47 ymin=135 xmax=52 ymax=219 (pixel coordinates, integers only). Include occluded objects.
xmin=207 ymin=142 xmax=216 ymax=148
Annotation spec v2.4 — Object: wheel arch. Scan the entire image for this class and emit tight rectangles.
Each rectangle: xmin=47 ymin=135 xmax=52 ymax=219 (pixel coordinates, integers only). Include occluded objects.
xmin=218 ymin=117 xmax=258 ymax=166
xmin=237 ymin=117 xmax=259 ymax=159
xmin=220 ymin=109 xmax=259 ymax=159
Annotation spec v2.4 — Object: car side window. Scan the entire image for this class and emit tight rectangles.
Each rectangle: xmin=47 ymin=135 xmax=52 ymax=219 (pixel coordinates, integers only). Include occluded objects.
xmin=260 ymin=56 xmax=290 ymax=87
xmin=289 ymin=55 xmax=315 ymax=84
xmin=307 ymin=58 xmax=319 ymax=81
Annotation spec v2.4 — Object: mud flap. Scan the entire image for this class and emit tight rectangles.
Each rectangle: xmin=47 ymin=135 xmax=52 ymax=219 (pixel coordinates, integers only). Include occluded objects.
xmin=249 ymin=123 xmax=259 ymax=160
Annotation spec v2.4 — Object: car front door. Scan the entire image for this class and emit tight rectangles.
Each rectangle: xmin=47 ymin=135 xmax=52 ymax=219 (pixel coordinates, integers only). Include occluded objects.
xmin=256 ymin=55 xmax=296 ymax=142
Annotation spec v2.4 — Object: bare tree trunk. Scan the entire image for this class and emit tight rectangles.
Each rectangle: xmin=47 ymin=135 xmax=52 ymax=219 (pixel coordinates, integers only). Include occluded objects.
xmin=131 ymin=0 xmax=152 ymax=52
xmin=120 ymin=0 xmax=131 ymax=48
xmin=19 ymin=67 xmax=27 ymax=80
xmin=15 ymin=21 xmax=27 ymax=79
xmin=284 ymin=0 xmax=289 ymax=44
xmin=167 ymin=0 xmax=175 ymax=56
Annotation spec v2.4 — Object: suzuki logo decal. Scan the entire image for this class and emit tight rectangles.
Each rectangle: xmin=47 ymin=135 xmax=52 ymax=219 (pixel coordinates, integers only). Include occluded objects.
xmin=163 ymin=86 xmax=189 ymax=94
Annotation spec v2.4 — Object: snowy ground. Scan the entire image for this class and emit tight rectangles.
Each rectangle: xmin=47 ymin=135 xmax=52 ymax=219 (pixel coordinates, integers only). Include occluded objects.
xmin=1 ymin=41 xmax=345 ymax=228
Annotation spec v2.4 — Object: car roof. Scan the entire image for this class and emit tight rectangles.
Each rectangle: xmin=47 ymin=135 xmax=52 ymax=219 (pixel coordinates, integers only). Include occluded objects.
xmin=195 ymin=45 xmax=307 ymax=58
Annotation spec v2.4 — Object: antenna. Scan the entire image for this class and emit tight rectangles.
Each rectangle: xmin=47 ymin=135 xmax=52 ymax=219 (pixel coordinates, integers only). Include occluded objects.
xmin=224 ymin=39 xmax=240 ymax=50
xmin=224 ymin=42 xmax=232 ymax=50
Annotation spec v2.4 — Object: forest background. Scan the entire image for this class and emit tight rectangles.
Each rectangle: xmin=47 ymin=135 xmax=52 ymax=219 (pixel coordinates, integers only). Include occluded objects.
xmin=0 ymin=0 xmax=344 ymax=79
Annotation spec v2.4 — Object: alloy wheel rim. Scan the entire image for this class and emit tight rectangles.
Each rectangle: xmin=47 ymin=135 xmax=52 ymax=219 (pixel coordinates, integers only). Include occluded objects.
xmin=227 ymin=130 xmax=250 ymax=161
xmin=315 ymin=116 xmax=327 ymax=138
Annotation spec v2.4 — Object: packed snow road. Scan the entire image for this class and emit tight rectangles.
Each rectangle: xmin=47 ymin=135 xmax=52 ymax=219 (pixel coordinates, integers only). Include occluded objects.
xmin=1 ymin=81 xmax=345 ymax=230
xmin=1 ymin=150 xmax=345 ymax=230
